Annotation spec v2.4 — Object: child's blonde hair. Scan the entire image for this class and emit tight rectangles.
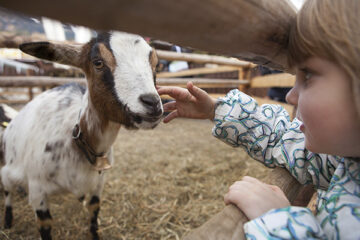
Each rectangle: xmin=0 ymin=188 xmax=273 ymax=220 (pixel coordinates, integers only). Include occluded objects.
xmin=288 ymin=0 xmax=360 ymax=116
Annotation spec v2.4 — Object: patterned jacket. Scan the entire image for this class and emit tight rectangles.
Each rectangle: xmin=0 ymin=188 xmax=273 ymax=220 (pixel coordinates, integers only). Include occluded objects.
xmin=212 ymin=89 xmax=360 ymax=239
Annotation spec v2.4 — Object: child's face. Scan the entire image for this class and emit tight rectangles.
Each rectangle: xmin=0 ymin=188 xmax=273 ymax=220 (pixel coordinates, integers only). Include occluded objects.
xmin=286 ymin=57 xmax=360 ymax=157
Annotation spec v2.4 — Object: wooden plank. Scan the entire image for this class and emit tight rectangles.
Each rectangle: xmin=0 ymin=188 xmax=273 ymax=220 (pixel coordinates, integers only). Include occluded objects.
xmin=157 ymin=66 xmax=240 ymax=78
xmin=0 ymin=76 xmax=248 ymax=89
xmin=0 ymin=76 xmax=86 ymax=88
xmin=156 ymin=50 xmax=254 ymax=68
xmin=251 ymin=73 xmax=295 ymax=88
xmin=0 ymin=91 xmax=36 ymax=95
xmin=0 ymin=99 xmax=28 ymax=104
xmin=0 ymin=31 xmax=47 ymax=48
xmin=2 ymin=0 xmax=296 ymax=70
xmin=157 ymin=78 xmax=248 ymax=88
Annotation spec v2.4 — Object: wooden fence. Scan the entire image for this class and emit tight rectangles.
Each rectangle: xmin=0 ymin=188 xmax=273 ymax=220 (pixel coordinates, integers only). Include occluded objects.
xmin=0 ymin=50 xmax=295 ymax=116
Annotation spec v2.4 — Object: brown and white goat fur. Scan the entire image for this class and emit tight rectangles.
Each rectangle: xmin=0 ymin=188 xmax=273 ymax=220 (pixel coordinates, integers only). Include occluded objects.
xmin=1 ymin=31 xmax=163 ymax=240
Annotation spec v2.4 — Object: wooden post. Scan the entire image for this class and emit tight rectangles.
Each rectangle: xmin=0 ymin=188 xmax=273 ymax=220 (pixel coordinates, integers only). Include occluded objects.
xmin=26 ymin=69 xmax=34 ymax=101
xmin=183 ymin=168 xmax=303 ymax=240
xmin=238 ymin=67 xmax=252 ymax=93
xmin=28 ymin=87 xmax=33 ymax=100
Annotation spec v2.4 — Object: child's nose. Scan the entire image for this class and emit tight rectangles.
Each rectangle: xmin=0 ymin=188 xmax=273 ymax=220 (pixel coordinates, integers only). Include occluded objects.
xmin=285 ymin=87 xmax=298 ymax=106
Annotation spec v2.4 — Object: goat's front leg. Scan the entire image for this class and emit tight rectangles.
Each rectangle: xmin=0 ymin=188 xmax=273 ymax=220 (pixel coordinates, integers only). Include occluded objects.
xmin=87 ymin=176 xmax=105 ymax=240
xmin=3 ymin=190 xmax=13 ymax=229
xmin=88 ymin=195 xmax=101 ymax=240
xmin=29 ymin=182 xmax=53 ymax=240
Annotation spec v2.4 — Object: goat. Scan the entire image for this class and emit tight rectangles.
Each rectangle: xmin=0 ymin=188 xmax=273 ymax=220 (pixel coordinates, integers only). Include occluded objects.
xmin=1 ymin=31 xmax=163 ymax=240
xmin=0 ymin=104 xmax=18 ymax=164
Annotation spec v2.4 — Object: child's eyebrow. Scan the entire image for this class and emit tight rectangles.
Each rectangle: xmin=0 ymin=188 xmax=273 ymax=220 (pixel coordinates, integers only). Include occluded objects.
xmin=299 ymin=66 xmax=317 ymax=74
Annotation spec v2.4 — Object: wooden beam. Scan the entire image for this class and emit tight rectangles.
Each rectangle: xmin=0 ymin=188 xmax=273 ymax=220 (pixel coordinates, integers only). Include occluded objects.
xmin=251 ymin=73 xmax=295 ymax=88
xmin=0 ymin=99 xmax=28 ymax=104
xmin=157 ymin=78 xmax=248 ymax=88
xmin=2 ymin=0 xmax=296 ymax=71
xmin=157 ymin=66 xmax=240 ymax=78
xmin=0 ymin=31 xmax=47 ymax=48
xmin=156 ymin=50 xmax=254 ymax=68
xmin=0 ymin=76 xmax=86 ymax=88
xmin=0 ymin=76 xmax=249 ymax=89
xmin=183 ymin=168 xmax=303 ymax=240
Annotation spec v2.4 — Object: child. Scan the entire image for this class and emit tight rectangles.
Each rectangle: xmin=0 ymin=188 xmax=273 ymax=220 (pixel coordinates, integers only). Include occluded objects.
xmin=157 ymin=0 xmax=360 ymax=238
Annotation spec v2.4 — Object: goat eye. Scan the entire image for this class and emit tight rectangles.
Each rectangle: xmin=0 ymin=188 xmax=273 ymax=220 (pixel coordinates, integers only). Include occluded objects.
xmin=93 ymin=59 xmax=104 ymax=69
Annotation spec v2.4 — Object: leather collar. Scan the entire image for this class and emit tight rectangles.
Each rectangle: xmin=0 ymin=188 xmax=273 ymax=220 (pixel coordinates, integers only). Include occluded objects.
xmin=72 ymin=123 xmax=105 ymax=165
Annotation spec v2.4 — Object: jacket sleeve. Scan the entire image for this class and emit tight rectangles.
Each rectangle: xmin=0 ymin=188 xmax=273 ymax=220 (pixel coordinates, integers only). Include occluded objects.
xmin=212 ymin=89 xmax=340 ymax=189
xmin=244 ymin=207 xmax=327 ymax=239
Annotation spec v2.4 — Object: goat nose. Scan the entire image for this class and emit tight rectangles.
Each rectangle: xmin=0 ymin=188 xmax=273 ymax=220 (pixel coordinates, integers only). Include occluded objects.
xmin=140 ymin=94 xmax=158 ymax=107
xmin=139 ymin=94 xmax=162 ymax=116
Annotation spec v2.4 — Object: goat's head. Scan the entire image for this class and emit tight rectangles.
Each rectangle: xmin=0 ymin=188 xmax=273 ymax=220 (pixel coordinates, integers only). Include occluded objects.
xmin=20 ymin=31 xmax=163 ymax=129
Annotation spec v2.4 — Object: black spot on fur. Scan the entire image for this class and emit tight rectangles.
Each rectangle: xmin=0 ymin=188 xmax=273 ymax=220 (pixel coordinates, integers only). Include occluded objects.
xmin=36 ymin=209 xmax=52 ymax=221
xmin=49 ymin=172 xmax=56 ymax=179
xmin=101 ymin=66 xmax=116 ymax=92
xmin=78 ymin=195 xmax=85 ymax=202
xmin=4 ymin=191 xmax=9 ymax=196
xmin=4 ymin=206 xmax=12 ymax=229
xmin=89 ymin=196 xmax=100 ymax=205
xmin=45 ymin=141 xmax=64 ymax=154
xmin=39 ymin=226 xmax=52 ymax=240
xmin=51 ymin=153 xmax=60 ymax=163
xmin=90 ymin=207 xmax=100 ymax=240
xmin=58 ymin=97 xmax=73 ymax=110
xmin=95 ymin=32 xmax=112 ymax=50
xmin=0 ymin=106 xmax=11 ymax=123
xmin=45 ymin=143 xmax=52 ymax=152
xmin=134 ymin=39 xmax=140 ymax=44
xmin=88 ymin=195 xmax=100 ymax=239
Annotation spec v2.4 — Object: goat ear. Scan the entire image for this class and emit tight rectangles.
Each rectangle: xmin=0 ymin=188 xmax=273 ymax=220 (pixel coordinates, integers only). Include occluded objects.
xmin=19 ymin=42 xmax=82 ymax=68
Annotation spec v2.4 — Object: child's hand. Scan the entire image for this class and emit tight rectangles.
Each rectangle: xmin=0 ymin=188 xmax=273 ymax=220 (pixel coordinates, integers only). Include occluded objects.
xmin=224 ymin=176 xmax=290 ymax=220
xmin=157 ymin=81 xmax=217 ymax=123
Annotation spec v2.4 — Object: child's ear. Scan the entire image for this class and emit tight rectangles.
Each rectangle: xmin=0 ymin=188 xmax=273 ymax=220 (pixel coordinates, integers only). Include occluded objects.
xmin=19 ymin=41 xmax=82 ymax=68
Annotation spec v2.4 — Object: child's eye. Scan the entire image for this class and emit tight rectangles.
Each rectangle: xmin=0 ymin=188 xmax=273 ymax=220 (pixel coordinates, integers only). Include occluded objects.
xmin=299 ymin=67 xmax=315 ymax=86
xmin=304 ymin=71 xmax=313 ymax=81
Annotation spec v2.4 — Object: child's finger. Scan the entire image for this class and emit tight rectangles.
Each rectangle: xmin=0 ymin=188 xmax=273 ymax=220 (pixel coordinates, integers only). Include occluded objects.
xmin=187 ymin=81 xmax=206 ymax=100
xmin=163 ymin=101 xmax=177 ymax=112
xmin=242 ymin=176 xmax=263 ymax=185
xmin=163 ymin=110 xmax=178 ymax=123
xmin=268 ymin=184 xmax=288 ymax=199
xmin=157 ymin=86 xmax=180 ymax=96
xmin=224 ymin=192 xmax=232 ymax=205
xmin=228 ymin=180 xmax=252 ymax=193
xmin=224 ymin=189 xmax=245 ymax=206
xmin=158 ymin=86 xmax=192 ymax=101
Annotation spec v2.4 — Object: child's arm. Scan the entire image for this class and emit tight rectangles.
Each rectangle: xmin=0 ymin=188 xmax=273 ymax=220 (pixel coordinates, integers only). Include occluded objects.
xmin=213 ymin=89 xmax=339 ymax=189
